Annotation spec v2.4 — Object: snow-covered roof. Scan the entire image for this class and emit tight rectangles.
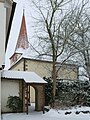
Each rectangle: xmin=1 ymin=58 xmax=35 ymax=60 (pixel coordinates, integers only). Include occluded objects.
xmin=1 ymin=70 xmax=47 ymax=84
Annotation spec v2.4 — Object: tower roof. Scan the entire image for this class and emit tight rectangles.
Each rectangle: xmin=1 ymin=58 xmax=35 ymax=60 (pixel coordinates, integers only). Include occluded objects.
xmin=15 ymin=11 xmax=29 ymax=51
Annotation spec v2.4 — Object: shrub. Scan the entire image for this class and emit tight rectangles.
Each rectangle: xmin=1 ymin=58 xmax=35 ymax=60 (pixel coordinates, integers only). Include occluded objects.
xmin=44 ymin=77 xmax=90 ymax=107
xmin=7 ymin=96 xmax=22 ymax=112
xmin=43 ymin=77 xmax=53 ymax=105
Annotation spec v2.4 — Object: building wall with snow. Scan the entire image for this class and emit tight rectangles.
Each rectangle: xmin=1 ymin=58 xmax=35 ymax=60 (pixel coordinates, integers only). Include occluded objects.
xmin=10 ymin=59 xmax=24 ymax=71
xmin=27 ymin=59 xmax=78 ymax=80
xmin=10 ymin=58 xmax=78 ymax=80
xmin=1 ymin=79 xmax=20 ymax=113
xmin=9 ymin=58 xmax=78 ymax=103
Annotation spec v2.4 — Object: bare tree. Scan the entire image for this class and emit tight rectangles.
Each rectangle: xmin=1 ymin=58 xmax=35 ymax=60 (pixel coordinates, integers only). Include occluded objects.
xmin=27 ymin=0 xmax=88 ymax=102
xmin=67 ymin=8 xmax=90 ymax=80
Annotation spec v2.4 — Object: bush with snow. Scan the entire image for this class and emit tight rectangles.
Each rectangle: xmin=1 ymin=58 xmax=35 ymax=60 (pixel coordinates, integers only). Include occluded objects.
xmin=44 ymin=77 xmax=90 ymax=107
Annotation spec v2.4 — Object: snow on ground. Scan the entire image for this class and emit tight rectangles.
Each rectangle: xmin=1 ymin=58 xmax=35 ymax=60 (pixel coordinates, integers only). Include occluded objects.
xmin=2 ymin=104 xmax=90 ymax=120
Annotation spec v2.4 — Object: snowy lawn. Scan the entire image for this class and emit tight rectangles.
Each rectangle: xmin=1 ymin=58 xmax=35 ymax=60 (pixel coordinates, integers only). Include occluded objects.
xmin=2 ymin=106 xmax=90 ymax=120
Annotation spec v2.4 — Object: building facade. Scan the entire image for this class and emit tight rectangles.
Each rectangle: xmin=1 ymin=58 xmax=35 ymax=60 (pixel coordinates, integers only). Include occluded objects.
xmin=0 ymin=0 xmax=14 ymax=69
xmin=0 ymin=0 xmax=16 ymax=116
xmin=0 ymin=0 xmax=6 ymax=69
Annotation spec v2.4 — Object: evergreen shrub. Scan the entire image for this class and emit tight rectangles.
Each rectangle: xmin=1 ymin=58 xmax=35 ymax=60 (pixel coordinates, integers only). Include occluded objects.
xmin=44 ymin=77 xmax=90 ymax=107
xmin=7 ymin=96 xmax=22 ymax=112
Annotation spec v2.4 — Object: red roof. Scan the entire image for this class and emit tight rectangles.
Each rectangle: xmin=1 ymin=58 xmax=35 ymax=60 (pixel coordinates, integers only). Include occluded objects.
xmin=15 ymin=12 xmax=29 ymax=50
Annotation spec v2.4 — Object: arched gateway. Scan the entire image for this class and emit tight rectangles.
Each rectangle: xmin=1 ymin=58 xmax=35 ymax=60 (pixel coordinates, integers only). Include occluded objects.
xmin=23 ymin=83 xmax=46 ymax=114
xmin=1 ymin=70 xmax=47 ymax=114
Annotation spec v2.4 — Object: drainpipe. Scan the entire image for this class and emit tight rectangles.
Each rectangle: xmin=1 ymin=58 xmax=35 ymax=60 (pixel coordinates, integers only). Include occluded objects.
xmin=23 ymin=58 xmax=26 ymax=71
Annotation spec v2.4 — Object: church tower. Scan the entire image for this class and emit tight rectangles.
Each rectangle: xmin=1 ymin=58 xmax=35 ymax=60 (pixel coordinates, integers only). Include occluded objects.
xmin=15 ymin=10 xmax=29 ymax=50
xmin=10 ymin=10 xmax=29 ymax=65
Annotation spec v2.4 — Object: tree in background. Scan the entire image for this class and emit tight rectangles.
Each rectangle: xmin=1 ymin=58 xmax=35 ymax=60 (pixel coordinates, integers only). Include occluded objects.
xmin=66 ymin=0 xmax=90 ymax=80
xmin=29 ymin=0 xmax=89 ymax=102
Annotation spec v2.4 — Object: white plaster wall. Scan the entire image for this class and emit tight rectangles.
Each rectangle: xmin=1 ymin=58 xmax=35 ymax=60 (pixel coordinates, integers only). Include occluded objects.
xmin=1 ymin=79 xmax=19 ymax=112
xmin=0 ymin=2 xmax=6 ymax=68
xmin=0 ymin=71 xmax=1 ymax=119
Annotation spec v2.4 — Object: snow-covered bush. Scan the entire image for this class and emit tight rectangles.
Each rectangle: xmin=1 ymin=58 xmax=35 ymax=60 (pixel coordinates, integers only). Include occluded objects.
xmin=44 ymin=77 xmax=90 ymax=107
xmin=43 ymin=77 xmax=53 ymax=105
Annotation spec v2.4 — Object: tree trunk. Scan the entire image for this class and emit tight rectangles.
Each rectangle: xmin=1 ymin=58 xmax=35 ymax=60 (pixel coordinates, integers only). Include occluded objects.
xmin=52 ymin=62 xmax=56 ymax=107
xmin=52 ymin=48 xmax=57 ymax=106
xmin=52 ymin=62 xmax=56 ymax=98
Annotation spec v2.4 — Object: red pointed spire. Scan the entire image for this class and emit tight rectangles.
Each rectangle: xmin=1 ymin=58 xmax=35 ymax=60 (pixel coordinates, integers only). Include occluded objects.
xmin=15 ymin=9 xmax=29 ymax=50
xmin=10 ymin=10 xmax=29 ymax=65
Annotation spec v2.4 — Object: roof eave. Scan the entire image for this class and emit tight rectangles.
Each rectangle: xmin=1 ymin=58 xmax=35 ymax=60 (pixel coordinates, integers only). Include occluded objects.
xmin=5 ymin=1 xmax=16 ymax=51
